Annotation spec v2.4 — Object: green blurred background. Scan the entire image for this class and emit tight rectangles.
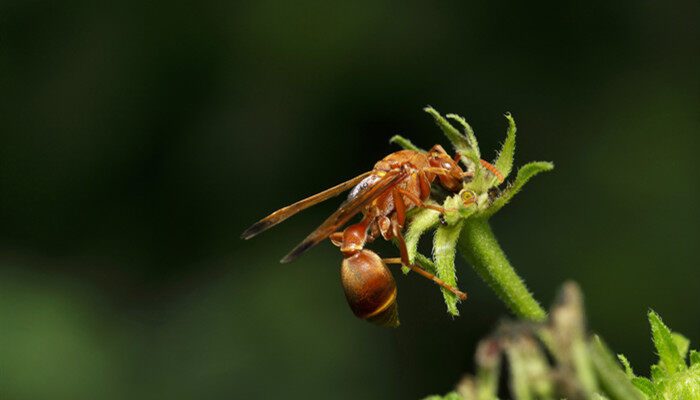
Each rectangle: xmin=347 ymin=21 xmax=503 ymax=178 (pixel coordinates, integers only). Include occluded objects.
xmin=1 ymin=1 xmax=698 ymax=399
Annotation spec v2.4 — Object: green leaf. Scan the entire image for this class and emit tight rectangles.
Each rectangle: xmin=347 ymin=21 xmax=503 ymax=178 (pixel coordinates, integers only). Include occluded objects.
xmin=650 ymin=365 xmax=666 ymax=383
xmin=672 ymin=332 xmax=690 ymax=360
xmin=446 ymin=113 xmax=480 ymax=159
xmin=433 ymin=220 xmax=464 ymax=316
xmin=404 ymin=207 xmax=441 ymax=272
xmin=491 ymin=112 xmax=516 ymax=185
xmin=389 ymin=135 xmax=425 ymax=152
xmin=424 ymin=106 xmax=479 ymax=162
xmin=589 ymin=336 xmax=646 ymax=400
xmin=618 ymin=354 xmax=635 ymax=378
xmin=690 ymin=350 xmax=700 ymax=366
xmin=630 ymin=377 xmax=657 ymax=397
xmin=649 ymin=311 xmax=686 ymax=375
xmin=592 ymin=394 xmax=611 ymax=400
xmin=403 ymin=208 xmax=440 ymax=273
xmin=483 ymin=161 xmax=554 ymax=217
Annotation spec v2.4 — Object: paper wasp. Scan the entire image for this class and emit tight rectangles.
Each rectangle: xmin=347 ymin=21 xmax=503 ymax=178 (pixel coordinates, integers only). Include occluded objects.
xmin=242 ymin=145 xmax=502 ymax=326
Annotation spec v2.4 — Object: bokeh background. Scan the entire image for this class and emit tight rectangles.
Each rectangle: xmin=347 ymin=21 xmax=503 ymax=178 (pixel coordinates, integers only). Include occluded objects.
xmin=1 ymin=1 xmax=698 ymax=399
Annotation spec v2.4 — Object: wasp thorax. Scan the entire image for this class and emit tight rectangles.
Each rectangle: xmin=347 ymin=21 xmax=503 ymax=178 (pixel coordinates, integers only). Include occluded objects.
xmin=340 ymin=249 xmax=399 ymax=327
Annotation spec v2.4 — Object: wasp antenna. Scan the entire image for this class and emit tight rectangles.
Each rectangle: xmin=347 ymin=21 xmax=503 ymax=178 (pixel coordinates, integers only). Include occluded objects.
xmin=479 ymin=159 xmax=504 ymax=183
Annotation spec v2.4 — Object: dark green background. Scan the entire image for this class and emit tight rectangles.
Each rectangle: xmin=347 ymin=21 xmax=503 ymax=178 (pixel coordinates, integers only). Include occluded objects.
xmin=1 ymin=1 xmax=698 ymax=399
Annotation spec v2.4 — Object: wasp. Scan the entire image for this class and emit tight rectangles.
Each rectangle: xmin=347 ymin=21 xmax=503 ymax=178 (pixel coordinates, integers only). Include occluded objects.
xmin=242 ymin=145 xmax=502 ymax=326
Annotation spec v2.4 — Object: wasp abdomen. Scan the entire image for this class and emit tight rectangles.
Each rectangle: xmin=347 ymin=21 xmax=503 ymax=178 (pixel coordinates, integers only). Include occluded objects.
xmin=340 ymin=249 xmax=399 ymax=327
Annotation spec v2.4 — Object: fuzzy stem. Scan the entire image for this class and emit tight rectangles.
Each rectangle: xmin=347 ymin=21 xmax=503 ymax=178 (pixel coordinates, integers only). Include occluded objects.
xmin=458 ymin=217 xmax=547 ymax=321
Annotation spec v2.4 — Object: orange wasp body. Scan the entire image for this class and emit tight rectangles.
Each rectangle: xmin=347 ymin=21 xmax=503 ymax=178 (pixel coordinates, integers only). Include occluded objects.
xmin=242 ymin=145 xmax=484 ymax=326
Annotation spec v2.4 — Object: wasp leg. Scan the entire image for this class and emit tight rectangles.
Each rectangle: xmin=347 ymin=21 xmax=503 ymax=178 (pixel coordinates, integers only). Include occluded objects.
xmin=391 ymin=187 xmax=407 ymax=228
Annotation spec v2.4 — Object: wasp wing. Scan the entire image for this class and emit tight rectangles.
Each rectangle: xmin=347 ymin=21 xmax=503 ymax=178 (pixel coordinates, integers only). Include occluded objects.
xmin=241 ymin=171 xmax=374 ymax=240
xmin=280 ymin=170 xmax=404 ymax=263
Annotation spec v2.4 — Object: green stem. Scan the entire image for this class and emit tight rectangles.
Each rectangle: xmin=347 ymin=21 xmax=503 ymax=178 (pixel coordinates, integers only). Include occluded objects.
xmin=458 ymin=217 xmax=547 ymax=321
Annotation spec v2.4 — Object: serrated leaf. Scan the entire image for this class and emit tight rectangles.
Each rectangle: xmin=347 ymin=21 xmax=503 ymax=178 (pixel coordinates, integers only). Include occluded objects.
xmin=618 ymin=354 xmax=635 ymax=378
xmin=589 ymin=336 xmax=646 ymax=400
xmin=690 ymin=350 xmax=700 ymax=366
xmin=483 ymin=161 xmax=554 ymax=217
xmin=424 ymin=106 xmax=479 ymax=163
xmin=446 ymin=113 xmax=480 ymax=159
xmin=403 ymin=207 xmax=441 ymax=273
xmin=390 ymin=135 xmax=425 ymax=152
xmin=649 ymin=311 xmax=686 ymax=375
xmin=433 ymin=220 xmax=464 ymax=316
xmin=491 ymin=113 xmax=516 ymax=186
xmin=631 ymin=377 xmax=657 ymax=397
xmin=650 ymin=365 xmax=666 ymax=383
xmin=672 ymin=332 xmax=690 ymax=360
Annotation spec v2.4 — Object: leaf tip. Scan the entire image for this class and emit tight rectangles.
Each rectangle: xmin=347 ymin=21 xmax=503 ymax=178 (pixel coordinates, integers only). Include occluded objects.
xmin=538 ymin=161 xmax=555 ymax=171
xmin=617 ymin=354 xmax=634 ymax=377
xmin=389 ymin=135 xmax=424 ymax=152
xmin=503 ymin=111 xmax=515 ymax=123
xmin=648 ymin=310 xmax=686 ymax=374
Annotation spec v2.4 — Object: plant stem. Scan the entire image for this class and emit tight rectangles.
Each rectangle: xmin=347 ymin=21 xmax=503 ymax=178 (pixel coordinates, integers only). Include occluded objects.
xmin=458 ymin=217 xmax=547 ymax=321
